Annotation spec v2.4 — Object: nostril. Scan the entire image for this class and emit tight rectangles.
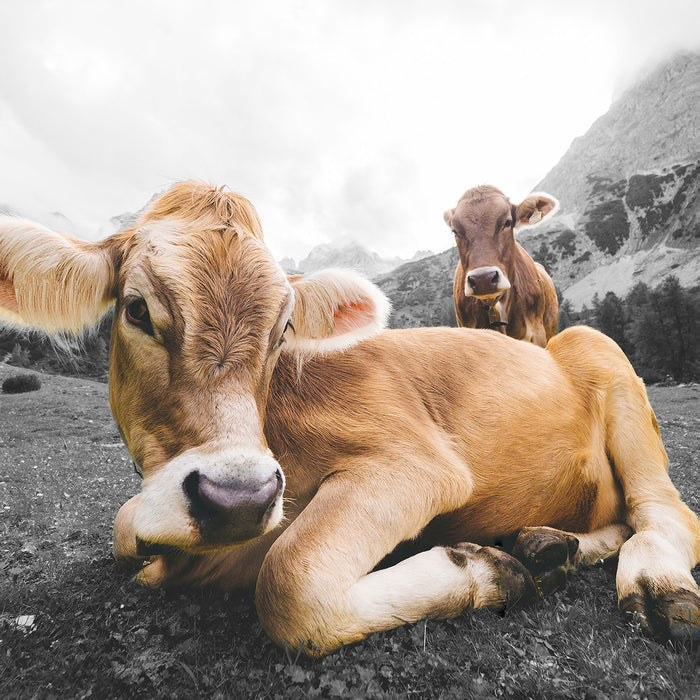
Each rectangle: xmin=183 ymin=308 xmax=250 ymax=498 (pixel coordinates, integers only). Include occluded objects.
xmin=490 ymin=271 xmax=499 ymax=284
xmin=267 ymin=468 xmax=284 ymax=513
xmin=183 ymin=470 xmax=202 ymax=510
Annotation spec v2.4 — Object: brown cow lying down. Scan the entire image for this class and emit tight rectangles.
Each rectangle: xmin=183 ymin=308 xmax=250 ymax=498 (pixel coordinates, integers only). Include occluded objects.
xmin=444 ymin=185 xmax=559 ymax=346
xmin=0 ymin=182 xmax=697 ymax=656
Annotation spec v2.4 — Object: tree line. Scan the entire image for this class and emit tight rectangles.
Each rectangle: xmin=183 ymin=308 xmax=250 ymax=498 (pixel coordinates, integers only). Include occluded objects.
xmin=0 ymin=312 xmax=112 ymax=382
xmin=558 ymin=275 xmax=700 ymax=383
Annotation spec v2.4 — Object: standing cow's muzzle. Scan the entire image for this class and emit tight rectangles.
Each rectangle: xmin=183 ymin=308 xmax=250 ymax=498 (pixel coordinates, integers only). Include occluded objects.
xmin=465 ymin=266 xmax=511 ymax=299
xmin=132 ymin=447 xmax=285 ymax=554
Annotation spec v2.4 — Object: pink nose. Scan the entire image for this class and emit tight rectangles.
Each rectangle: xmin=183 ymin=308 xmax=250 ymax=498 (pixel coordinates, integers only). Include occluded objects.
xmin=182 ymin=467 xmax=283 ymax=542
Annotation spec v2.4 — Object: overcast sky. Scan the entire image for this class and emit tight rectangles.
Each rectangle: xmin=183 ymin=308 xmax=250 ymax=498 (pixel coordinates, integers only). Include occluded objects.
xmin=0 ymin=1 xmax=698 ymax=261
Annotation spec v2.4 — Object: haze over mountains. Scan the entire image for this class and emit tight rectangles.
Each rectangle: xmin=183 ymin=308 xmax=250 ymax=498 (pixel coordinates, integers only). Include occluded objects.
xmin=377 ymin=51 xmax=700 ymax=326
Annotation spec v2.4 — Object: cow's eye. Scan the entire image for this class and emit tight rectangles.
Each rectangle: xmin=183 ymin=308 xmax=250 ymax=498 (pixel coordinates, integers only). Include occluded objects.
xmin=274 ymin=320 xmax=294 ymax=349
xmin=125 ymin=298 xmax=153 ymax=335
xmin=279 ymin=320 xmax=294 ymax=345
xmin=502 ymin=220 xmax=513 ymax=230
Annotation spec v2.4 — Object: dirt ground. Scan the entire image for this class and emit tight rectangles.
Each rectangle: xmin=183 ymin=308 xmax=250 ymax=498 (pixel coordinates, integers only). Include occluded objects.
xmin=0 ymin=364 xmax=698 ymax=698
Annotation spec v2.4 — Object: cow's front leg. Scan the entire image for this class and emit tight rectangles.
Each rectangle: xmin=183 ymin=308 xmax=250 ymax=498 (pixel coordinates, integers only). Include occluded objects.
xmin=255 ymin=461 xmax=535 ymax=656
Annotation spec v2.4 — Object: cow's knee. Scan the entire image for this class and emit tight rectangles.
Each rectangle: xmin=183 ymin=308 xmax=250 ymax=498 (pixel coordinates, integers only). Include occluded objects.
xmin=255 ymin=553 xmax=343 ymax=656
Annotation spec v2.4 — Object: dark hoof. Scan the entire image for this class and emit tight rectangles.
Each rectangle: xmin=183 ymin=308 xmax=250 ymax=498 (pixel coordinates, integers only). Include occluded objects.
xmin=512 ymin=527 xmax=579 ymax=596
xmin=476 ymin=546 xmax=540 ymax=610
xmin=621 ymin=589 xmax=700 ymax=642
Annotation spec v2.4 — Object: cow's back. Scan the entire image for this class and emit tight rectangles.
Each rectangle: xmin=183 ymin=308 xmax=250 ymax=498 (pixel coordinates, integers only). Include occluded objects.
xmin=266 ymin=327 xmax=618 ymax=539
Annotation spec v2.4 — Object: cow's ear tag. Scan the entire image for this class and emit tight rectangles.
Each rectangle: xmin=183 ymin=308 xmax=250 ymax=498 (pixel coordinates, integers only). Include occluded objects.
xmin=529 ymin=210 xmax=542 ymax=225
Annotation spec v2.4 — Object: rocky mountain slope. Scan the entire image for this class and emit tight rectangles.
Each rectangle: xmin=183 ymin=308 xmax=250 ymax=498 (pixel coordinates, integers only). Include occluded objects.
xmin=377 ymin=51 xmax=700 ymax=325
xmin=375 ymin=247 xmax=459 ymax=328
xmin=520 ymin=51 xmax=700 ymax=308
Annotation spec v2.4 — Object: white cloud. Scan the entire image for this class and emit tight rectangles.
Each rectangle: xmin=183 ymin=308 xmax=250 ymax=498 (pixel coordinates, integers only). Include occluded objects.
xmin=0 ymin=0 xmax=698 ymax=260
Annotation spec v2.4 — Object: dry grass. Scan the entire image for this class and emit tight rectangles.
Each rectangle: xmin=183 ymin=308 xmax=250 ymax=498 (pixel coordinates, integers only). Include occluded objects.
xmin=0 ymin=365 xmax=697 ymax=699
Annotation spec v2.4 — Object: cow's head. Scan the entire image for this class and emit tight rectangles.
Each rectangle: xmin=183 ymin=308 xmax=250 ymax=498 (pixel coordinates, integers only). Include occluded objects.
xmin=0 ymin=182 xmax=389 ymax=554
xmin=443 ymin=186 xmax=557 ymax=300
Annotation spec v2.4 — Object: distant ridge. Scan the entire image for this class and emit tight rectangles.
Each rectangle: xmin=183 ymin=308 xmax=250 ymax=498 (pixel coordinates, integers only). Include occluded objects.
xmin=294 ymin=240 xmax=433 ymax=279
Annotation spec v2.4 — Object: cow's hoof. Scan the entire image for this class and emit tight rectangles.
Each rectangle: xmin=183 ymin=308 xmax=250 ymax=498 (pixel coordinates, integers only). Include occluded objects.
xmin=512 ymin=527 xmax=580 ymax=596
xmin=620 ymin=588 xmax=700 ymax=642
xmin=474 ymin=546 xmax=540 ymax=610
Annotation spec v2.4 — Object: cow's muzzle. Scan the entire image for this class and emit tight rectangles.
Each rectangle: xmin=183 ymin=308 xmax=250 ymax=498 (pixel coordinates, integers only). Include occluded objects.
xmin=465 ymin=266 xmax=511 ymax=298
xmin=132 ymin=447 xmax=286 ymax=553
xmin=183 ymin=466 xmax=284 ymax=543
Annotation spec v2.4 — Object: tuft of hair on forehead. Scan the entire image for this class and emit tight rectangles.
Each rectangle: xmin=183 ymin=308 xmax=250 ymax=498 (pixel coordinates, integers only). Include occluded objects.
xmin=137 ymin=181 xmax=264 ymax=241
xmin=458 ymin=185 xmax=507 ymax=204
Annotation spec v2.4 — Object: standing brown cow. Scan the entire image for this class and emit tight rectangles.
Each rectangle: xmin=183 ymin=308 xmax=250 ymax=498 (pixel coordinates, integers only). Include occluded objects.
xmin=444 ymin=185 xmax=559 ymax=346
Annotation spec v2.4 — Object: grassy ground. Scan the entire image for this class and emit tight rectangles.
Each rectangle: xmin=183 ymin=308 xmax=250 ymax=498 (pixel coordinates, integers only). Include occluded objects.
xmin=0 ymin=364 xmax=698 ymax=699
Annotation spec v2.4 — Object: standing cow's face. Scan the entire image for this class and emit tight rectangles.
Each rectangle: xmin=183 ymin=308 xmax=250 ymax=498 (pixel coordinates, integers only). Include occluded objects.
xmin=444 ymin=186 xmax=557 ymax=300
xmin=0 ymin=182 xmax=389 ymax=555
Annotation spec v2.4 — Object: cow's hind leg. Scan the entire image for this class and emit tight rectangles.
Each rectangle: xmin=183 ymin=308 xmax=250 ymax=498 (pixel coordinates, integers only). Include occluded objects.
xmin=513 ymin=523 xmax=632 ymax=595
xmin=604 ymin=367 xmax=700 ymax=640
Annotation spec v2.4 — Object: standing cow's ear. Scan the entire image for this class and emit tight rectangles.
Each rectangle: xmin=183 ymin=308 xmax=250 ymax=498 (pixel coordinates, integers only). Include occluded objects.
xmin=0 ymin=215 xmax=117 ymax=333
xmin=283 ymin=269 xmax=391 ymax=355
xmin=443 ymin=209 xmax=455 ymax=228
xmin=514 ymin=193 xmax=558 ymax=229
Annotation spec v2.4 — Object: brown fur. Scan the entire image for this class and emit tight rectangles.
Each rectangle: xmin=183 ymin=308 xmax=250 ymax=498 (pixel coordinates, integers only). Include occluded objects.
xmin=0 ymin=181 xmax=697 ymax=656
xmin=444 ymin=185 xmax=559 ymax=346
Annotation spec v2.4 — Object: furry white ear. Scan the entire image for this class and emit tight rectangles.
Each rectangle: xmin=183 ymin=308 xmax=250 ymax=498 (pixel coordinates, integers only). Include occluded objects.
xmin=0 ymin=215 xmax=115 ymax=333
xmin=514 ymin=193 xmax=558 ymax=229
xmin=283 ymin=269 xmax=391 ymax=355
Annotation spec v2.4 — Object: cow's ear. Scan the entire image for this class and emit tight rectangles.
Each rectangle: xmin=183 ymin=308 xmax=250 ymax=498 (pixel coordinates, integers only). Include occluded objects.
xmin=514 ymin=193 xmax=558 ymax=229
xmin=283 ymin=269 xmax=390 ymax=355
xmin=0 ymin=215 xmax=117 ymax=333
xmin=443 ymin=208 xmax=455 ymax=227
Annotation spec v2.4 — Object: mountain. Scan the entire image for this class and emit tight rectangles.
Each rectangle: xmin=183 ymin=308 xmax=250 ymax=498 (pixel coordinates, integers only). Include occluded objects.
xmin=377 ymin=51 xmax=700 ymax=324
xmin=519 ymin=51 xmax=700 ymax=308
xmin=375 ymin=248 xmax=458 ymax=328
xmin=296 ymin=241 xmax=432 ymax=279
